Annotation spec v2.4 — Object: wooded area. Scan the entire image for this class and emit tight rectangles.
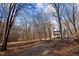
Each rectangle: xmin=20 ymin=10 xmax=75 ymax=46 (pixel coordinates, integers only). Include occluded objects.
xmin=0 ymin=3 xmax=79 ymax=56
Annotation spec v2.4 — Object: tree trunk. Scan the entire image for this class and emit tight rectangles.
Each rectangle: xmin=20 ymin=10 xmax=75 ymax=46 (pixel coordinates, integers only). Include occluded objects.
xmin=1 ymin=25 xmax=11 ymax=51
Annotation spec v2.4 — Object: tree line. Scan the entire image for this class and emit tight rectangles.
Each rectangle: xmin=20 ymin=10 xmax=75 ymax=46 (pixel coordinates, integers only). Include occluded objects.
xmin=0 ymin=3 xmax=79 ymax=51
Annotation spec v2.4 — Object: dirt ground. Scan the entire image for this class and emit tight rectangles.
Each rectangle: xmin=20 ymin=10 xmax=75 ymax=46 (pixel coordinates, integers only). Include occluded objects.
xmin=0 ymin=40 xmax=79 ymax=56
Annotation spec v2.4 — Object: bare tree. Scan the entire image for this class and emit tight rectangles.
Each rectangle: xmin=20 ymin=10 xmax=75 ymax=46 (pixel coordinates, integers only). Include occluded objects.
xmin=51 ymin=3 xmax=63 ymax=40
xmin=1 ymin=3 xmax=24 ymax=51
xmin=65 ymin=4 xmax=78 ymax=34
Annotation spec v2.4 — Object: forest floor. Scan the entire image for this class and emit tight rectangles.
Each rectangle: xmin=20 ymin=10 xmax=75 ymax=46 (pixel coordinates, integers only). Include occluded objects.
xmin=0 ymin=39 xmax=79 ymax=56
